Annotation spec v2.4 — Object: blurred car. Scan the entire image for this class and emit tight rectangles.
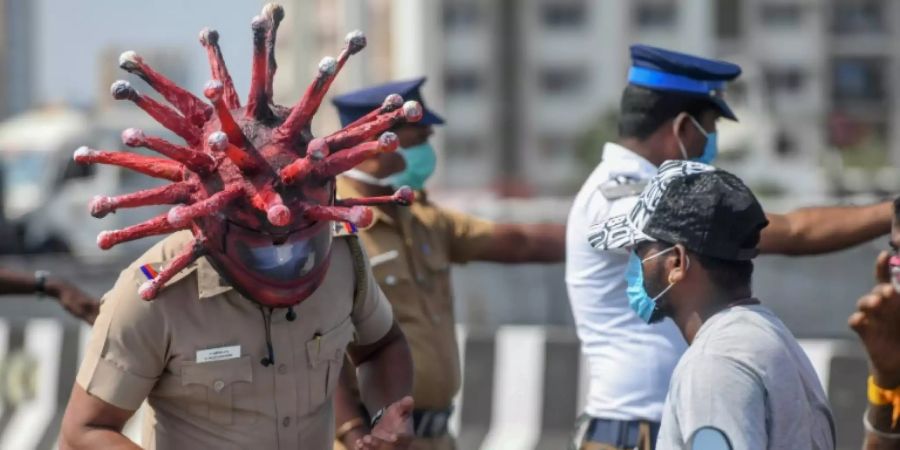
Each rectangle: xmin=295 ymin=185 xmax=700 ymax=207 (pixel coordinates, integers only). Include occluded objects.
xmin=0 ymin=106 xmax=169 ymax=260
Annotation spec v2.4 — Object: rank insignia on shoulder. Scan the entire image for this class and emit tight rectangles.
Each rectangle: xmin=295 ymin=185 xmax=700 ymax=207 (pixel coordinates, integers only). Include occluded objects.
xmin=139 ymin=263 xmax=161 ymax=280
xmin=599 ymin=176 xmax=648 ymax=200
xmin=333 ymin=221 xmax=359 ymax=236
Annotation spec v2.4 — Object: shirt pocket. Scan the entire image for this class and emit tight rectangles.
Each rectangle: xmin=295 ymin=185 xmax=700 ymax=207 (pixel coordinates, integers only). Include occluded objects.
xmin=181 ymin=355 xmax=254 ymax=425
xmin=306 ymin=317 xmax=355 ymax=412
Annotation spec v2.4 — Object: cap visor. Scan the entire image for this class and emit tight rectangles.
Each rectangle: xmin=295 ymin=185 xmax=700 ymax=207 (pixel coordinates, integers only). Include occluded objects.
xmin=587 ymin=214 xmax=654 ymax=251
xmin=711 ymin=97 xmax=737 ymax=121
xmin=419 ymin=108 xmax=445 ymax=125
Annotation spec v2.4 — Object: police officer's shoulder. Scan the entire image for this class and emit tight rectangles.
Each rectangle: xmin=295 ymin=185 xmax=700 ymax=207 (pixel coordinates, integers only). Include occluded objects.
xmin=119 ymin=231 xmax=201 ymax=301
xmin=598 ymin=174 xmax=647 ymax=201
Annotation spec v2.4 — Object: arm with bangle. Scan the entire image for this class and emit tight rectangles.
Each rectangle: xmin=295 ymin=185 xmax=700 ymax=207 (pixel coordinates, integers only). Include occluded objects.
xmin=334 ymin=355 xmax=371 ymax=448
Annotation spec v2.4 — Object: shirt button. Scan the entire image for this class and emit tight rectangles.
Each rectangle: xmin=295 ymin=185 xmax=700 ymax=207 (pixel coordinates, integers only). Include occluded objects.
xmin=213 ymin=380 xmax=225 ymax=392
xmin=282 ymin=416 xmax=291 ymax=427
xmin=277 ymin=364 xmax=288 ymax=374
xmin=385 ymin=275 xmax=397 ymax=286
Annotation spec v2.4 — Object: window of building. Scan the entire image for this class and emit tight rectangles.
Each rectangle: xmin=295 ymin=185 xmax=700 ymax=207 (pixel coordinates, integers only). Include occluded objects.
xmin=444 ymin=70 xmax=482 ymax=97
xmin=443 ymin=2 xmax=480 ymax=31
xmin=831 ymin=58 xmax=885 ymax=102
xmin=541 ymin=1 xmax=587 ymax=28
xmin=634 ymin=1 xmax=677 ymax=30
xmin=831 ymin=0 xmax=886 ymax=34
xmin=764 ymin=68 xmax=806 ymax=95
xmin=716 ymin=0 xmax=743 ymax=39
xmin=539 ymin=66 xmax=587 ymax=96
xmin=759 ymin=3 xmax=803 ymax=26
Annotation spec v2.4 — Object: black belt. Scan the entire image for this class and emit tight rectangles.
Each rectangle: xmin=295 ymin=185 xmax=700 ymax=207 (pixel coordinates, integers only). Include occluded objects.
xmin=584 ymin=417 xmax=659 ymax=449
xmin=412 ymin=408 xmax=452 ymax=438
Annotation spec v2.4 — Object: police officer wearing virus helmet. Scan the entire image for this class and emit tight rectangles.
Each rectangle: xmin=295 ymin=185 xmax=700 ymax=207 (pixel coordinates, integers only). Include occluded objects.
xmin=60 ymin=5 xmax=418 ymax=449
xmin=566 ymin=45 xmax=894 ymax=449
xmin=331 ymin=78 xmax=566 ymax=450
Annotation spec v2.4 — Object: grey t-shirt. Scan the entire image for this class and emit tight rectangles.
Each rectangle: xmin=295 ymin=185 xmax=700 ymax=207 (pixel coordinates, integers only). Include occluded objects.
xmin=657 ymin=304 xmax=835 ymax=449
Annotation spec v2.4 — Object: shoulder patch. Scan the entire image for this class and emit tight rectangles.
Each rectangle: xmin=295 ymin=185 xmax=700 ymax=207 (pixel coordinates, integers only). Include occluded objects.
xmin=598 ymin=175 xmax=648 ymax=200
xmin=332 ymin=221 xmax=359 ymax=237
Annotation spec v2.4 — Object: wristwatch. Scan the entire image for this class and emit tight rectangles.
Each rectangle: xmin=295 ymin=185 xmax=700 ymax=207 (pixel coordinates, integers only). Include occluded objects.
xmin=370 ymin=407 xmax=385 ymax=428
xmin=34 ymin=270 xmax=50 ymax=298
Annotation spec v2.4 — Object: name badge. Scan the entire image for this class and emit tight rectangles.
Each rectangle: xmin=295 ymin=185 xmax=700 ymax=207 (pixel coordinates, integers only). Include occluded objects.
xmin=196 ymin=345 xmax=241 ymax=363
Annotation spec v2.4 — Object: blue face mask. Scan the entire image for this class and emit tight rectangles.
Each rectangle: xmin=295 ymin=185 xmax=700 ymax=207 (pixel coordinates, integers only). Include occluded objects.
xmin=677 ymin=114 xmax=718 ymax=164
xmin=625 ymin=247 xmax=680 ymax=324
xmin=388 ymin=142 xmax=437 ymax=190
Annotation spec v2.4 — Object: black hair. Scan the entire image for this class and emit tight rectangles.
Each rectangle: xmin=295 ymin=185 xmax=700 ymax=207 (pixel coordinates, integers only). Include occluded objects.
xmin=618 ymin=85 xmax=717 ymax=140
xmin=694 ymin=253 xmax=754 ymax=292
xmin=636 ymin=241 xmax=753 ymax=292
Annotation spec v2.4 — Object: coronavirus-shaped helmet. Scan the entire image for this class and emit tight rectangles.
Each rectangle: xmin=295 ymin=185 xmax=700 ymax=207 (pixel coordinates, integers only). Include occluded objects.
xmin=75 ymin=4 xmax=418 ymax=307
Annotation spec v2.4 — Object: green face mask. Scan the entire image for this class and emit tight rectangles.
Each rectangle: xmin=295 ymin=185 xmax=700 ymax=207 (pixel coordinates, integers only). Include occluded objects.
xmin=388 ymin=143 xmax=437 ymax=190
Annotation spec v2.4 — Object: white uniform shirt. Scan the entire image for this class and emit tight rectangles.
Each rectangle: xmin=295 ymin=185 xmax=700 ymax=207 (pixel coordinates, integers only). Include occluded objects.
xmin=565 ymin=142 xmax=687 ymax=422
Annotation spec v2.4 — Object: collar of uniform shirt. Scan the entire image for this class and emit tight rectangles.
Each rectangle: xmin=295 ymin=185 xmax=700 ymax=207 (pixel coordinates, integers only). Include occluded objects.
xmin=602 ymin=142 xmax=658 ymax=177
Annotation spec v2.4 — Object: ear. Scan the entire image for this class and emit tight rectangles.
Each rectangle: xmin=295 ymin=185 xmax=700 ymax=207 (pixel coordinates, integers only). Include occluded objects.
xmin=667 ymin=244 xmax=690 ymax=284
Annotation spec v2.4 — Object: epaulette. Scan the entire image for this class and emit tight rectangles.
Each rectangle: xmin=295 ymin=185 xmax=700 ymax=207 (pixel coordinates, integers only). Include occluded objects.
xmin=598 ymin=175 xmax=648 ymax=200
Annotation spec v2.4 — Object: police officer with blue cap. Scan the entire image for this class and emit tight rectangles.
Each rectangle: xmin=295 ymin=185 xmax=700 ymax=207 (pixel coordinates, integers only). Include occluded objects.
xmin=566 ymin=45 xmax=894 ymax=449
xmin=331 ymin=78 xmax=566 ymax=450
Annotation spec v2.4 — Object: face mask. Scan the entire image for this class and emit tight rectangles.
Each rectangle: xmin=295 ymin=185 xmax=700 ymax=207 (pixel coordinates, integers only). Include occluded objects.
xmin=389 ymin=142 xmax=437 ymax=190
xmin=342 ymin=142 xmax=437 ymax=190
xmin=625 ymin=246 xmax=684 ymax=324
xmin=675 ymin=114 xmax=718 ymax=164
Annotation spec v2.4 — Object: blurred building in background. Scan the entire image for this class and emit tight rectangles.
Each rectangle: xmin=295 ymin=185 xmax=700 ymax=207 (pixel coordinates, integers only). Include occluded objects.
xmin=281 ymin=0 xmax=900 ymax=199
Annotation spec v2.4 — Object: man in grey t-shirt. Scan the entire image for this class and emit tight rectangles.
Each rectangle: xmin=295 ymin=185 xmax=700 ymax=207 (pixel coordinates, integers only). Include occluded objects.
xmin=589 ymin=160 xmax=835 ymax=449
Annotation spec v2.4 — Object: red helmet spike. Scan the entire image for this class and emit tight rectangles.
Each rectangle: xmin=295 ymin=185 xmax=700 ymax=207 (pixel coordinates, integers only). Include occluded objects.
xmin=245 ymin=14 xmax=272 ymax=120
xmin=110 ymin=80 xmax=202 ymax=146
xmin=139 ymin=238 xmax=205 ymax=300
xmin=90 ymin=182 xmax=194 ymax=218
xmin=118 ymin=51 xmax=212 ymax=127
xmin=206 ymin=131 xmax=259 ymax=172
xmin=313 ymin=132 xmax=399 ymax=179
xmin=203 ymin=81 xmax=247 ymax=146
xmin=276 ymin=30 xmax=367 ymax=145
xmin=345 ymin=94 xmax=404 ymax=129
xmin=336 ymin=186 xmax=415 ymax=208
xmin=97 ymin=213 xmax=187 ymax=250
xmin=84 ymin=6 xmax=419 ymax=306
xmin=74 ymin=146 xmax=184 ymax=181
xmin=123 ymin=128 xmax=215 ymax=173
xmin=325 ymin=101 xmax=422 ymax=151
xmin=279 ymin=137 xmax=330 ymax=184
xmin=199 ymin=28 xmax=241 ymax=110
xmin=304 ymin=204 xmax=374 ymax=228
xmin=166 ymin=185 xmax=243 ymax=227
xmin=263 ymin=3 xmax=284 ymax=100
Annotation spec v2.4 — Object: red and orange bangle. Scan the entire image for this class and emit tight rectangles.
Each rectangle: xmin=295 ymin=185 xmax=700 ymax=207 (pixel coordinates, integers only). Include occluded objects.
xmin=868 ymin=376 xmax=900 ymax=429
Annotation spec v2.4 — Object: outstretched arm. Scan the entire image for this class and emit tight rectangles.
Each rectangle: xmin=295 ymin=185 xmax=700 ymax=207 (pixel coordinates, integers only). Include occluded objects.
xmin=0 ymin=268 xmax=99 ymax=324
xmin=759 ymin=202 xmax=891 ymax=256
xmin=473 ymin=223 xmax=566 ymax=263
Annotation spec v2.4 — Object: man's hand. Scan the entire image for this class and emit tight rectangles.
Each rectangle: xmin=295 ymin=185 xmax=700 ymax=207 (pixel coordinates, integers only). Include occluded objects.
xmin=355 ymin=396 xmax=414 ymax=450
xmin=849 ymin=251 xmax=900 ymax=388
xmin=46 ymin=279 xmax=100 ymax=325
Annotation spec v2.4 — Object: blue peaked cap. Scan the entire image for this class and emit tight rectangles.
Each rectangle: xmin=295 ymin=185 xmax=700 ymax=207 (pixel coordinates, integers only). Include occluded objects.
xmin=332 ymin=77 xmax=445 ymax=127
xmin=629 ymin=45 xmax=741 ymax=120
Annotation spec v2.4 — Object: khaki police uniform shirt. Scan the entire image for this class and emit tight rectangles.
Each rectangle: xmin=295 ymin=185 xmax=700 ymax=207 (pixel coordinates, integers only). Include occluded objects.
xmin=337 ymin=178 xmax=495 ymax=410
xmin=76 ymin=230 xmax=394 ymax=450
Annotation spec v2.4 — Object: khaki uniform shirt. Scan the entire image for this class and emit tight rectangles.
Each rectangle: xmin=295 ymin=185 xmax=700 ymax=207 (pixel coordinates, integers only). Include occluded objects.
xmin=76 ymin=230 xmax=394 ymax=450
xmin=337 ymin=178 xmax=495 ymax=410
